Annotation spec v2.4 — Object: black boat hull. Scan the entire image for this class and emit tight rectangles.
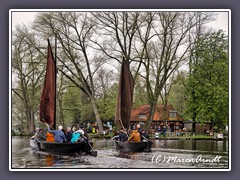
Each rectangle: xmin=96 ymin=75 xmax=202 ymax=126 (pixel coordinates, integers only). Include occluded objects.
xmin=40 ymin=141 xmax=88 ymax=154
xmin=30 ymin=139 xmax=96 ymax=156
xmin=114 ymin=140 xmax=152 ymax=152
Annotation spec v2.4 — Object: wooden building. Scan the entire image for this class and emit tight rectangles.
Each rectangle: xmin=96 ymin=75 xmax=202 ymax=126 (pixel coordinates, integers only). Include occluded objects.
xmin=130 ymin=104 xmax=184 ymax=132
xmin=184 ymin=120 xmax=212 ymax=133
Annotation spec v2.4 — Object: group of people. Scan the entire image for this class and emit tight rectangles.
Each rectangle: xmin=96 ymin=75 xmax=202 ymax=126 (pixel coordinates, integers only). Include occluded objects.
xmin=33 ymin=123 xmax=87 ymax=144
xmin=156 ymin=125 xmax=167 ymax=137
xmin=116 ymin=124 xmax=149 ymax=143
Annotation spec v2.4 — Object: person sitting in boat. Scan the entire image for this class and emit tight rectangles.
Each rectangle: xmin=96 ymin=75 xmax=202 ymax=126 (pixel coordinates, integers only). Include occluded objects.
xmin=65 ymin=127 xmax=73 ymax=142
xmin=112 ymin=130 xmax=119 ymax=141
xmin=136 ymin=124 xmax=143 ymax=136
xmin=70 ymin=129 xmax=85 ymax=143
xmin=46 ymin=127 xmax=55 ymax=142
xmin=77 ymin=129 xmax=86 ymax=142
xmin=141 ymin=129 xmax=150 ymax=141
xmin=58 ymin=125 xmax=66 ymax=137
xmin=34 ymin=128 xmax=46 ymax=142
xmin=80 ymin=126 xmax=89 ymax=139
xmin=45 ymin=123 xmax=66 ymax=143
xmin=119 ymin=128 xmax=128 ymax=142
xmin=128 ymin=127 xmax=141 ymax=143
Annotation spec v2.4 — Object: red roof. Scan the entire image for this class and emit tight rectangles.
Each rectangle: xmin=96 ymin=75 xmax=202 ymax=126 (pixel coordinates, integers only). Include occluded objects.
xmin=130 ymin=104 xmax=183 ymax=122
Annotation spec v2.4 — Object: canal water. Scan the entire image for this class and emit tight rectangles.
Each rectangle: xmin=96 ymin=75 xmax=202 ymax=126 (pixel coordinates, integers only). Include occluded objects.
xmin=11 ymin=136 xmax=229 ymax=169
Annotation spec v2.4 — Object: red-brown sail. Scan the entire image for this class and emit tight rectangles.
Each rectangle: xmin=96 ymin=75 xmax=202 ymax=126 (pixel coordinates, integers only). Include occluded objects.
xmin=39 ymin=39 xmax=56 ymax=127
xmin=115 ymin=59 xmax=134 ymax=131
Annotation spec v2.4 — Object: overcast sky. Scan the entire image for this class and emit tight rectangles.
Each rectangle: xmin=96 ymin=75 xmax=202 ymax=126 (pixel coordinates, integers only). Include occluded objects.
xmin=11 ymin=10 xmax=229 ymax=35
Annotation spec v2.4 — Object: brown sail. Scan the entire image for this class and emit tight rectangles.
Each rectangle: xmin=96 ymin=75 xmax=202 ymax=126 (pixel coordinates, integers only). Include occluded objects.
xmin=115 ymin=59 xmax=134 ymax=131
xmin=39 ymin=39 xmax=56 ymax=127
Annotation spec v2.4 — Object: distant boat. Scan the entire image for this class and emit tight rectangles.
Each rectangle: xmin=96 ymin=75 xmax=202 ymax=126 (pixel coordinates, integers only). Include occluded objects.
xmin=114 ymin=140 xmax=150 ymax=152
xmin=113 ymin=59 xmax=152 ymax=152
xmin=30 ymin=39 xmax=96 ymax=156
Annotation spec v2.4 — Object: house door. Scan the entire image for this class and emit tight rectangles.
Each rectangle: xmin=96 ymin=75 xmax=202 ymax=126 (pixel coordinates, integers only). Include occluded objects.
xmin=170 ymin=124 xmax=174 ymax=132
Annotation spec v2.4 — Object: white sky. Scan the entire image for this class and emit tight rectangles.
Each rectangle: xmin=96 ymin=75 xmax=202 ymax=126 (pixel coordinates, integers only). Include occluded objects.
xmin=208 ymin=11 xmax=229 ymax=35
xmin=11 ymin=10 xmax=229 ymax=35
xmin=11 ymin=11 xmax=37 ymax=29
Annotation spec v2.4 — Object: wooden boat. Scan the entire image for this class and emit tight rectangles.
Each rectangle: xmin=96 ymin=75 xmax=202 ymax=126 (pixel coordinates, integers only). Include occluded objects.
xmin=29 ymin=39 xmax=97 ymax=157
xmin=113 ymin=59 xmax=152 ymax=152
xmin=30 ymin=137 xmax=39 ymax=149
xmin=30 ymin=138 xmax=95 ymax=155
xmin=114 ymin=139 xmax=152 ymax=152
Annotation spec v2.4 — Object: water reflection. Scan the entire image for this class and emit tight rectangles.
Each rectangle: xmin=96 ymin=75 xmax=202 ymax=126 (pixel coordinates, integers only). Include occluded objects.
xmin=11 ymin=136 xmax=229 ymax=169
xmin=115 ymin=151 xmax=140 ymax=160
xmin=45 ymin=155 xmax=55 ymax=166
xmin=44 ymin=154 xmax=68 ymax=167
xmin=92 ymin=138 xmax=115 ymax=149
xmin=152 ymin=139 xmax=228 ymax=152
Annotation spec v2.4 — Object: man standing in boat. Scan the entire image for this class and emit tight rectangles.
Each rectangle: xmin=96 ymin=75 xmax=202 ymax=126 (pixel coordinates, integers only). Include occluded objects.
xmin=45 ymin=123 xmax=66 ymax=143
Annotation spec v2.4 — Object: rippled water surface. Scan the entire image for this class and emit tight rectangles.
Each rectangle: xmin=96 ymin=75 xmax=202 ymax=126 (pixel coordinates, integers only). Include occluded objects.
xmin=11 ymin=136 xmax=229 ymax=169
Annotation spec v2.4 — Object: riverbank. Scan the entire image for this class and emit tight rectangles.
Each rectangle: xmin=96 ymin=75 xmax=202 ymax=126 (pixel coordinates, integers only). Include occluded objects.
xmin=150 ymin=137 xmax=226 ymax=140
xmin=87 ymin=132 xmax=228 ymax=141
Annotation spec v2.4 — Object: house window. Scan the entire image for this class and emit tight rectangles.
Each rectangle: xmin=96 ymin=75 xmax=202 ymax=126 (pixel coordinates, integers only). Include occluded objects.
xmin=139 ymin=114 xmax=146 ymax=119
xmin=169 ymin=112 xmax=176 ymax=118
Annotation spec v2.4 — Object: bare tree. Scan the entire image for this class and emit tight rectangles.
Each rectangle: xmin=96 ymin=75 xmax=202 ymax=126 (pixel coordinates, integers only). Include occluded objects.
xmin=32 ymin=12 xmax=105 ymax=132
xmin=136 ymin=12 xmax=216 ymax=130
xmin=91 ymin=12 xmax=154 ymax=76
xmin=91 ymin=12 xmax=158 ymax=130
xmin=91 ymin=11 xmax=216 ymax=131
xmin=95 ymin=67 xmax=115 ymax=99
xmin=18 ymin=11 xmax=216 ymax=134
xmin=56 ymin=65 xmax=68 ymax=128
xmin=12 ymin=25 xmax=45 ymax=134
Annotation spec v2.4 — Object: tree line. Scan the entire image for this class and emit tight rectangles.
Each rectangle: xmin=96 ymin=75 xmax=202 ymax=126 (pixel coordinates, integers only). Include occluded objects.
xmin=11 ymin=11 xmax=228 ymax=135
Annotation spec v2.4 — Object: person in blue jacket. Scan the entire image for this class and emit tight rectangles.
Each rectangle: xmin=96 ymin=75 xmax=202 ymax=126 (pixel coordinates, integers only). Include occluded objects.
xmin=70 ymin=129 xmax=85 ymax=143
xmin=45 ymin=123 xmax=66 ymax=143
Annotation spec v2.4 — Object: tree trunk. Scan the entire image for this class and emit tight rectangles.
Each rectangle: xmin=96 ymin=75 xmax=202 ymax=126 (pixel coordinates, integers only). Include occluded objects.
xmin=29 ymin=111 xmax=35 ymax=135
xmin=26 ymin=107 xmax=34 ymax=135
xmin=91 ymin=97 xmax=104 ymax=133
xmin=145 ymin=103 xmax=156 ymax=132
xmin=192 ymin=112 xmax=196 ymax=132
xmin=58 ymin=97 xmax=65 ymax=127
